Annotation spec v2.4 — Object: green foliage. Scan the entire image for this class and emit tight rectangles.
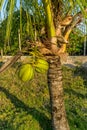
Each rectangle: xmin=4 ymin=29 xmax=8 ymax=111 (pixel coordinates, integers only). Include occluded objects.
xmin=0 ymin=0 xmax=45 ymax=55
xmin=67 ymin=30 xmax=84 ymax=55
xmin=5 ymin=0 xmax=15 ymax=42
xmin=0 ymin=0 xmax=87 ymax=55
xmin=0 ymin=19 xmax=7 ymax=48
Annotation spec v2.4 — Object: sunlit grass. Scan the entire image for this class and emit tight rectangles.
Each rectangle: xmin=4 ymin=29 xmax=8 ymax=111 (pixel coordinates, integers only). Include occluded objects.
xmin=0 ymin=63 xmax=87 ymax=130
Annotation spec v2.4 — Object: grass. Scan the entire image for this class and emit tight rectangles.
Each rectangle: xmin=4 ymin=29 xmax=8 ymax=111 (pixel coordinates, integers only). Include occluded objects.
xmin=0 ymin=63 xmax=51 ymax=130
xmin=63 ymin=65 xmax=87 ymax=130
xmin=0 ymin=62 xmax=87 ymax=130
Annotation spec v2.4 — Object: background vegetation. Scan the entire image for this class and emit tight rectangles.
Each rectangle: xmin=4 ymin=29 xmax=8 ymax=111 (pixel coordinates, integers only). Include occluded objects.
xmin=0 ymin=0 xmax=87 ymax=56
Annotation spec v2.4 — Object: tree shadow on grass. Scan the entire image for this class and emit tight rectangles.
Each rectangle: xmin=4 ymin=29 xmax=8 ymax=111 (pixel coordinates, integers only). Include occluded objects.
xmin=0 ymin=119 xmax=15 ymax=130
xmin=64 ymin=88 xmax=87 ymax=99
xmin=0 ymin=86 xmax=52 ymax=130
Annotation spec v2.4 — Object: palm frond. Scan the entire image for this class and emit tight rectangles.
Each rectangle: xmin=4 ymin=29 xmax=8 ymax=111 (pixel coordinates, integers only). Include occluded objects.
xmin=0 ymin=0 xmax=4 ymax=10
xmin=76 ymin=0 xmax=87 ymax=17
xmin=5 ymin=0 xmax=15 ymax=43
xmin=20 ymin=0 xmax=22 ymax=40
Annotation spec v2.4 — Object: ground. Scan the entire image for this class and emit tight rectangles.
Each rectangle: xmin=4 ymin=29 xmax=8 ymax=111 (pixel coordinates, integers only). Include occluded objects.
xmin=0 ymin=62 xmax=87 ymax=130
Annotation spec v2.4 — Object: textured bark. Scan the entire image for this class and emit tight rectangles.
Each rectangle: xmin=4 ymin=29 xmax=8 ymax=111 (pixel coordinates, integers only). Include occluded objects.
xmin=47 ymin=56 xmax=70 ymax=130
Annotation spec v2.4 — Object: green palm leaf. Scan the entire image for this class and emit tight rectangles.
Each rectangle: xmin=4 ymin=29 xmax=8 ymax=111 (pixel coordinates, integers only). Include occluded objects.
xmin=5 ymin=0 xmax=15 ymax=43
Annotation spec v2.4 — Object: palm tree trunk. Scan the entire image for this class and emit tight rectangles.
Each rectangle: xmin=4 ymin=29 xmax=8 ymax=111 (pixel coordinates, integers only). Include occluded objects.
xmin=47 ymin=56 xmax=70 ymax=130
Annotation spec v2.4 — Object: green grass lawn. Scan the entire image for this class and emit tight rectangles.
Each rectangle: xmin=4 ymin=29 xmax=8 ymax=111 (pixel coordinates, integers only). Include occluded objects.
xmin=63 ymin=65 xmax=87 ymax=130
xmin=0 ymin=63 xmax=87 ymax=130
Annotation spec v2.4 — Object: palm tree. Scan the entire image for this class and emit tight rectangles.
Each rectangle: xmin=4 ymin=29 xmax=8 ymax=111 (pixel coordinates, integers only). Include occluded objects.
xmin=0 ymin=0 xmax=87 ymax=130
xmin=42 ymin=0 xmax=87 ymax=129
xmin=42 ymin=1 xmax=70 ymax=129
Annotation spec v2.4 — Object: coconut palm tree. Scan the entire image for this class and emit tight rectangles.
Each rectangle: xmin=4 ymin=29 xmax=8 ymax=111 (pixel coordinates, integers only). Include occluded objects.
xmin=0 ymin=0 xmax=87 ymax=130
xmin=41 ymin=0 xmax=87 ymax=129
